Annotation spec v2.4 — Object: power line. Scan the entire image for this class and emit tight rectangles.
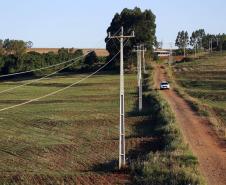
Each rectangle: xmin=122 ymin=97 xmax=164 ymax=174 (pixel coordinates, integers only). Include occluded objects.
xmin=0 ymin=32 xmax=121 ymax=95
xmin=0 ymin=51 xmax=92 ymax=95
xmin=0 ymin=29 xmax=121 ymax=79
xmin=108 ymin=26 xmax=135 ymax=170
xmin=0 ymin=51 xmax=120 ymax=113
xmin=0 ymin=58 xmax=76 ymax=78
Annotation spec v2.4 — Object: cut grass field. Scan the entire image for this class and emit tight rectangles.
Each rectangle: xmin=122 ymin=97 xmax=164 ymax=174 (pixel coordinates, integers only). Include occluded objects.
xmin=0 ymin=72 xmax=141 ymax=184
xmin=171 ymin=52 xmax=226 ymax=139
xmin=0 ymin=64 xmax=205 ymax=185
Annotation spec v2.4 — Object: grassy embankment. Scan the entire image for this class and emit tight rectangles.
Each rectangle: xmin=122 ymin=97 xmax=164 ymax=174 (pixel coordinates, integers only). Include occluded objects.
xmin=167 ymin=52 xmax=226 ymax=140
xmin=129 ymin=64 xmax=205 ymax=185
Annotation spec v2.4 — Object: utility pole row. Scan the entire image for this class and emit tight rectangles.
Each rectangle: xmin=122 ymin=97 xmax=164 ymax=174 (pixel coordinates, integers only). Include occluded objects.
xmin=133 ymin=44 xmax=147 ymax=112
xmin=108 ymin=27 xmax=135 ymax=170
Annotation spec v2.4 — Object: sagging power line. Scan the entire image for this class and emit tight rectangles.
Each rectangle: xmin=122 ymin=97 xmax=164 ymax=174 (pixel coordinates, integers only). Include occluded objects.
xmin=0 ymin=28 xmax=125 ymax=110
xmin=0 ymin=51 xmax=121 ymax=113
xmin=0 ymin=29 xmax=122 ymax=79
xmin=0 ymin=59 xmax=76 ymax=78
xmin=0 ymin=52 xmax=92 ymax=95
xmin=0 ymin=33 xmax=120 ymax=95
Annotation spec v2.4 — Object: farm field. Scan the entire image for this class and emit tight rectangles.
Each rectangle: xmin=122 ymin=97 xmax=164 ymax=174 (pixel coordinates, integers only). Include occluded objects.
xmin=172 ymin=52 xmax=226 ymax=138
xmin=0 ymin=72 xmax=147 ymax=184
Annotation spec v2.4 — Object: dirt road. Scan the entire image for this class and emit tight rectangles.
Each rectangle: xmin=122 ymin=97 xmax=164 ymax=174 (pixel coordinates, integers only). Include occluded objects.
xmin=154 ymin=64 xmax=226 ymax=185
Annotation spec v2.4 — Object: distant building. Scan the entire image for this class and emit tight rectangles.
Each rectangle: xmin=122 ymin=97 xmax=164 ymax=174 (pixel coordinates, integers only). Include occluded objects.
xmin=154 ymin=49 xmax=171 ymax=57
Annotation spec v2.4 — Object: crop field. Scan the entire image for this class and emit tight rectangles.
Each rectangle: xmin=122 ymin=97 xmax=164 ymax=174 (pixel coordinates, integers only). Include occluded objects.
xmin=172 ymin=52 xmax=226 ymax=138
xmin=0 ymin=72 xmax=147 ymax=184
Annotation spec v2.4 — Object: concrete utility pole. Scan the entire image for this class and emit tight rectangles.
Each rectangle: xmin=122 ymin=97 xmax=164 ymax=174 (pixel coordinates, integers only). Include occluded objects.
xmin=209 ymin=38 xmax=213 ymax=53
xmin=141 ymin=44 xmax=147 ymax=74
xmin=195 ymin=41 xmax=197 ymax=58
xmin=169 ymin=42 xmax=173 ymax=65
xmin=135 ymin=46 xmax=140 ymax=87
xmin=209 ymin=40 xmax=211 ymax=52
xmin=108 ymin=27 xmax=134 ymax=170
xmin=133 ymin=45 xmax=146 ymax=111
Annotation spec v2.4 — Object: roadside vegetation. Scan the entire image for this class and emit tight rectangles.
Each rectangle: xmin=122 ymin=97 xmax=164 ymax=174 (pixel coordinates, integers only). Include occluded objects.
xmin=129 ymin=64 xmax=205 ymax=185
xmin=168 ymin=52 xmax=226 ymax=140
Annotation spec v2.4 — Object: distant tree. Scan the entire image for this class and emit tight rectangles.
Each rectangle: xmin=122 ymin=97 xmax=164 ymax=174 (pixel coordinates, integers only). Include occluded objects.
xmin=67 ymin=49 xmax=84 ymax=71
xmin=3 ymin=39 xmax=26 ymax=56
xmin=73 ymin=49 xmax=83 ymax=65
xmin=0 ymin=56 xmax=4 ymax=72
xmin=1 ymin=54 xmax=18 ymax=74
xmin=175 ymin=31 xmax=189 ymax=57
xmin=84 ymin=51 xmax=98 ymax=65
xmin=83 ymin=51 xmax=98 ymax=70
xmin=3 ymin=39 xmax=13 ymax=54
xmin=74 ymin=49 xmax=83 ymax=56
xmin=58 ymin=48 xmax=69 ymax=61
xmin=26 ymin=41 xmax=33 ymax=48
xmin=43 ymin=52 xmax=57 ymax=65
xmin=154 ymin=37 xmax=163 ymax=49
xmin=220 ymin=34 xmax=226 ymax=50
xmin=190 ymin=29 xmax=205 ymax=49
xmin=69 ymin=48 xmax=74 ymax=54
xmin=11 ymin=40 xmax=27 ymax=57
xmin=20 ymin=51 xmax=43 ymax=72
xmin=0 ymin=40 xmax=4 ymax=55
xmin=202 ymin=34 xmax=220 ymax=51
xmin=105 ymin=7 xmax=156 ymax=70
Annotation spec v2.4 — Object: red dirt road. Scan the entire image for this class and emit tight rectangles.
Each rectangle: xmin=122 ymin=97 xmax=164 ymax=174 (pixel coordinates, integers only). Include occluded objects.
xmin=154 ymin=64 xmax=226 ymax=185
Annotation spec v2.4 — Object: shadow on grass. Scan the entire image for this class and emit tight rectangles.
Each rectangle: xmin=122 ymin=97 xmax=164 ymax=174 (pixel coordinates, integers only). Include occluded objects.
xmin=91 ymin=159 xmax=118 ymax=173
xmin=91 ymin=73 xmax=164 ymax=174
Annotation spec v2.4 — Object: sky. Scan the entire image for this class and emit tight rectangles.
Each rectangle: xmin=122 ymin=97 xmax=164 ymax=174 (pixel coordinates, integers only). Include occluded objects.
xmin=0 ymin=0 xmax=225 ymax=48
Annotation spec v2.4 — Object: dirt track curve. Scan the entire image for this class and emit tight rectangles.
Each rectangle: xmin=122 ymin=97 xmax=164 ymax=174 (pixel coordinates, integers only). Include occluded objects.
xmin=154 ymin=64 xmax=226 ymax=185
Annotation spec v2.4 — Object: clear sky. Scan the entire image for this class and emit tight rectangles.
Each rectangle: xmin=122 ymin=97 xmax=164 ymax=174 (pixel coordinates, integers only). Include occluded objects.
xmin=0 ymin=0 xmax=225 ymax=48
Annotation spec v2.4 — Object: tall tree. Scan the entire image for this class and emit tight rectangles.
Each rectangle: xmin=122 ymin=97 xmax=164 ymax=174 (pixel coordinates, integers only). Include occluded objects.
xmin=175 ymin=31 xmax=189 ymax=57
xmin=105 ymin=7 xmax=156 ymax=70
xmin=190 ymin=29 xmax=205 ymax=49
xmin=26 ymin=41 xmax=33 ymax=48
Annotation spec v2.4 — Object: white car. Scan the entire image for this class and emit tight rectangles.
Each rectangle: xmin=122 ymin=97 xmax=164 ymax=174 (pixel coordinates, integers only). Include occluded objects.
xmin=160 ymin=81 xmax=170 ymax=90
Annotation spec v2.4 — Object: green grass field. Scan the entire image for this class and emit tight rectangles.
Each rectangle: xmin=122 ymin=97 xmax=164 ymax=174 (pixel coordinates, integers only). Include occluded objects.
xmin=0 ymin=64 xmax=206 ymax=185
xmin=172 ymin=52 xmax=226 ymax=138
xmin=0 ymin=72 xmax=143 ymax=184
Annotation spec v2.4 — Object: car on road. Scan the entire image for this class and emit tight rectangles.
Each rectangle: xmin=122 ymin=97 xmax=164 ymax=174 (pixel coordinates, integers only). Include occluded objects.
xmin=160 ymin=81 xmax=170 ymax=90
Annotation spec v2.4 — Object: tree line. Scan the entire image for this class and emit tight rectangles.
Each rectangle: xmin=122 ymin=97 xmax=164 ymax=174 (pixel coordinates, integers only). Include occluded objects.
xmin=0 ymin=39 xmax=102 ymax=77
xmin=174 ymin=29 xmax=226 ymax=56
